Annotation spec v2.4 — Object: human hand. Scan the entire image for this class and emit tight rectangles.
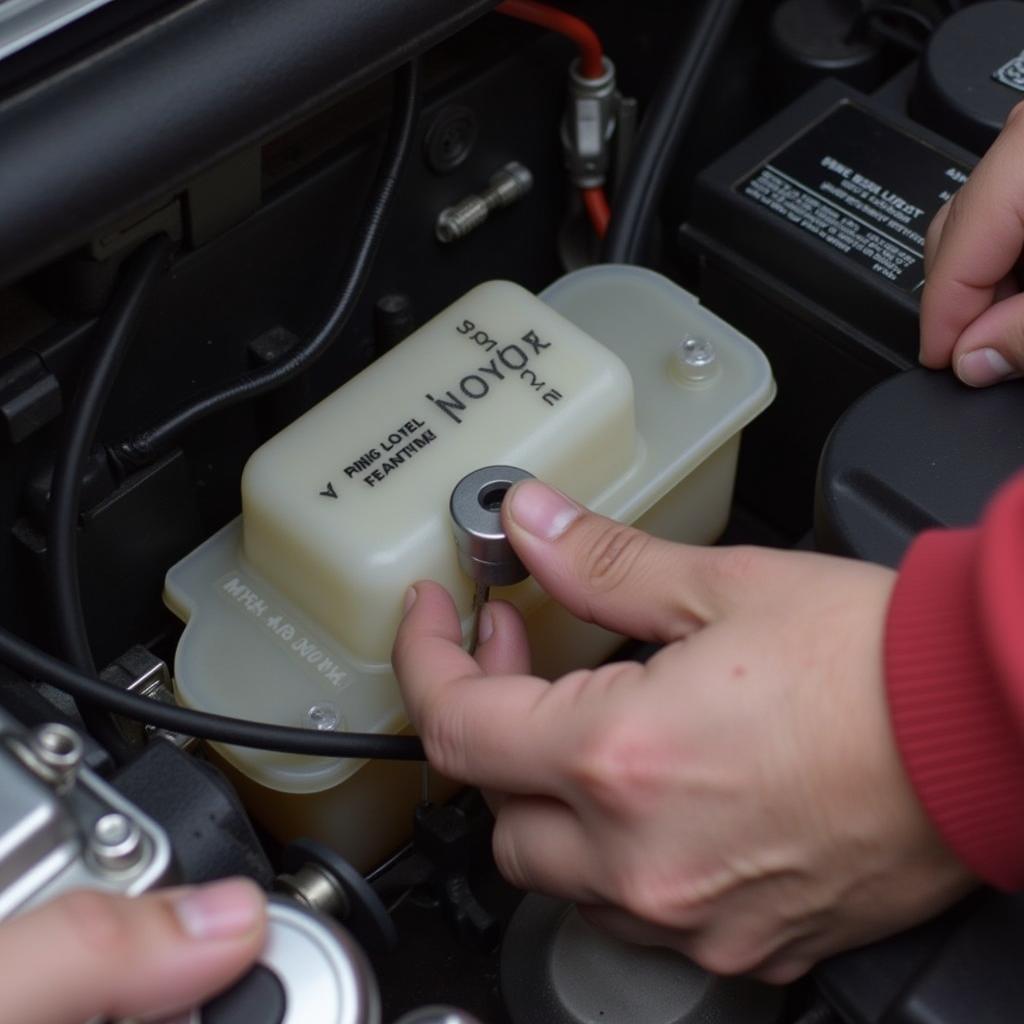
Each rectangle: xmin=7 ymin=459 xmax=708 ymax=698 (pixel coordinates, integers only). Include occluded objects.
xmin=921 ymin=102 xmax=1024 ymax=385
xmin=393 ymin=481 xmax=975 ymax=983
xmin=0 ymin=877 xmax=265 ymax=1024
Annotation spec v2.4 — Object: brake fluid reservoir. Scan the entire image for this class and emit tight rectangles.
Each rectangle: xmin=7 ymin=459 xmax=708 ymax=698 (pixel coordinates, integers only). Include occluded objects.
xmin=165 ymin=266 xmax=774 ymax=869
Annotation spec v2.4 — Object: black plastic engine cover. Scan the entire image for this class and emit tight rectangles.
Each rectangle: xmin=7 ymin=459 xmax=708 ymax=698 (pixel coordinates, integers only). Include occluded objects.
xmin=815 ymin=368 xmax=1024 ymax=568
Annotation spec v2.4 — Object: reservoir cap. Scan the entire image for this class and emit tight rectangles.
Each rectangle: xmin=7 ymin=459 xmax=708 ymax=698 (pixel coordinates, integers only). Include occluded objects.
xmin=450 ymin=466 xmax=534 ymax=587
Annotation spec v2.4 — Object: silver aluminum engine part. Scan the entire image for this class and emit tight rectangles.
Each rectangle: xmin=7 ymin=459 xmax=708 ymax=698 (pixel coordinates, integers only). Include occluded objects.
xmin=0 ymin=709 xmax=171 ymax=921
xmin=172 ymin=900 xmax=382 ymax=1024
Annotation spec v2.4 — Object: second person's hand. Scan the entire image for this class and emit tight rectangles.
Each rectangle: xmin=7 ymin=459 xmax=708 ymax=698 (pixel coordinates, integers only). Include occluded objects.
xmin=922 ymin=101 xmax=1024 ymax=385
xmin=0 ymin=877 xmax=265 ymax=1024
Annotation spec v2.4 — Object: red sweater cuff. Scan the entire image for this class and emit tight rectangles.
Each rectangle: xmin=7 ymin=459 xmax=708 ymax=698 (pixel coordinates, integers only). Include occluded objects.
xmin=886 ymin=527 xmax=1024 ymax=890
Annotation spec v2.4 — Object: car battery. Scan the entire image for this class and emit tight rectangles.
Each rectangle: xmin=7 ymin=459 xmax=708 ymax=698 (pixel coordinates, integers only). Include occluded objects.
xmin=680 ymin=78 xmax=976 ymax=532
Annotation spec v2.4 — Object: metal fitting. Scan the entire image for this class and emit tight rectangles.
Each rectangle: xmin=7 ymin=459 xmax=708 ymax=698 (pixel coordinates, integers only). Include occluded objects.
xmin=562 ymin=57 xmax=619 ymax=188
xmin=274 ymin=862 xmax=351 ymax=920
xmin=101 ymin=645 xmax=195 ymax=751
xmin=28 ymin=723 xmax=84 ymax=787
xmin=435 ymin=162 xmax=533 ymax=243
xmin=90 ymin=812 xmax=146 ymax=874
xmin=4 ymin=722 xmax=85 ymax=792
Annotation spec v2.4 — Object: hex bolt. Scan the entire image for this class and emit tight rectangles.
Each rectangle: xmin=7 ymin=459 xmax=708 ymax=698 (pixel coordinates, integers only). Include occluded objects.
xmin=436 ymin=162 xmax=533 ymax=243
xmin=90 ymin=812 xmax=145 ymax=873
xmin=28 ymin=723 xmax=84 ymax=786
xmin=670 ymin=336 xmax=718 ymax=384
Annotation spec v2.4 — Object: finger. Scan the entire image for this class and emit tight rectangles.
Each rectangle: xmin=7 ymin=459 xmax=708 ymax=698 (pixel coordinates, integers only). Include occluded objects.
xmin=393 ymin=581 xmax=480 ymax=703
xmin=577 ymin=904 xmax=682 ymax=949
xmin=472 ymin=601 xmax=530 ymax=809
xmin=923 ymin=198 xmax=950 ymax=274
xmin=502 ymin=480 xmax=761 ymax=642
xmin=393 ymin=581 xmax=570 ymax=794
xmin=920 ymin=107 xmax=1024 ymax=367
xmin=493 ymin=797 xmax=599 ymax=903
xmin=474 ymin=600 xmax=530 ymax=676
xmin=580 ymin=904 xmax=807 ymax=980
xmin=0 ymin=879 xmax=265 ymax=1024
xmin=750 ymin=938 xmax=814 ymax=985
xmin=949 ymin=289 xmax=1024 ymax=386
xmin=672 ymin=905 xmax=807 ymax=979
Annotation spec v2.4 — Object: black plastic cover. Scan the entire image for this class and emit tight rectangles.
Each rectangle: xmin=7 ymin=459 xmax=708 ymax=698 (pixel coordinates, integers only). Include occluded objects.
xmin=113 ymin=739 xmax=273 ymax=887
xmin=816 ymin=891 xmax=1024 ymax=1024
xmin=0 ymin=0 xmax=496 ymax=288
xmin=913 ymin=0 xmax=1024 ymax=155
xmin=815 ymin=368 xmax=1024 ymax=567
xmin=202 ymin=965 xmax=287 ymax=1024
xmin=683 ymin=79 xmax=976 ymax=364
xmin=500 ymin=894 xmax=784 ymax=1024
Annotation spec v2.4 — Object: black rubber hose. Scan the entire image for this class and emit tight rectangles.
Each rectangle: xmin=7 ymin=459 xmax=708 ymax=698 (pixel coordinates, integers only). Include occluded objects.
xmin=0 ymin=625 xmax=426 ymax=761
xmin=47 ymin=234 xmax=171 ymax=755
xmin=112 ymin=58 xmax=420 ymax=472
xmin=603 ymin=0 xmax=743 ymax=265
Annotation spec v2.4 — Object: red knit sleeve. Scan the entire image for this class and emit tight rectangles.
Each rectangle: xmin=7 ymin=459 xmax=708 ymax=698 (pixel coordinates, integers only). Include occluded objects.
xmin=885 ymin=472 xmax=1024 ymax=890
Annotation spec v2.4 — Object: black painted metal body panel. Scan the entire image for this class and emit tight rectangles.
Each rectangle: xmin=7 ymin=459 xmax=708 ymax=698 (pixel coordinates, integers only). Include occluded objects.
xmin=0 ymin=0 xmax=496 ymax=286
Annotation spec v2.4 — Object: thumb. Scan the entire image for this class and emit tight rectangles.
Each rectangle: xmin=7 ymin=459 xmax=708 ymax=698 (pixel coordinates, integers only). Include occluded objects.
xmin=0 ymin=878 xmax=266 ymax=1024
xmin=950 ymin=290 xmax=1024 ymax=387
xmin=502 ymin=479 xmax=735 ymax=643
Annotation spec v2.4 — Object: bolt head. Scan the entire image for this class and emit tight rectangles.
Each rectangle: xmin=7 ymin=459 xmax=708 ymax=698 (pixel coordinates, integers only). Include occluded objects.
xmin=91 ymin=813 xmax=144 ymax=873
xmin=30 ymin=723 xmax=84 ymax=777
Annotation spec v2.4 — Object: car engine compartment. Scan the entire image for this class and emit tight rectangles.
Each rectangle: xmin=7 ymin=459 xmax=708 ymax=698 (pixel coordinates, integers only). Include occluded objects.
xmin=1 ymin=1 xmax=1023 ymax=1021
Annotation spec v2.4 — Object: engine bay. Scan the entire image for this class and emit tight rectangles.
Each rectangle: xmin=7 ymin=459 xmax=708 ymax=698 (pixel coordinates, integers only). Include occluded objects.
xmin=1 ymin=1 xmax=1022 ymax=1021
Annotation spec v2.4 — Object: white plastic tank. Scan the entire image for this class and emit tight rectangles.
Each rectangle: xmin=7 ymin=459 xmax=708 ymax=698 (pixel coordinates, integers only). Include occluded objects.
xmin=164 ymin=265 xmax=775 ymax=869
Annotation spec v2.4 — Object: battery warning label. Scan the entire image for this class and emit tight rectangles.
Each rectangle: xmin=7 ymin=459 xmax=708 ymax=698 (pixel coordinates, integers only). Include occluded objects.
xmin=740 ymin=103 xmax=971 ymax=294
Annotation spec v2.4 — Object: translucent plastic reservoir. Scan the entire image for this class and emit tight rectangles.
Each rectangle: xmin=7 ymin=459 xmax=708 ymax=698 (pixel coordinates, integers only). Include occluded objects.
xmin=164 ymin=265 xmax=774 ymax=869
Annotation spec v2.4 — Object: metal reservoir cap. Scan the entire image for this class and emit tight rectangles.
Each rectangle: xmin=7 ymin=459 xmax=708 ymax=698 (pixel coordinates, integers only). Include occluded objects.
xmin=449 ymin=466 xmax=534 ymax=587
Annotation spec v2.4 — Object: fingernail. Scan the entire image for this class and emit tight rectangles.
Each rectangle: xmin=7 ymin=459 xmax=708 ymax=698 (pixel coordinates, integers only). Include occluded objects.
xmin=173 ymin=878 xmax=264 ymax=941
xmin=403 ymin=586 xmax=418 ymax=612
xmin=478 ymin=604 xmax=494 ymax=645
xmin=507 ymin=480 xmax=581 ymax=541
xmin=956 ymin=347 xmax=1016 ymax=387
